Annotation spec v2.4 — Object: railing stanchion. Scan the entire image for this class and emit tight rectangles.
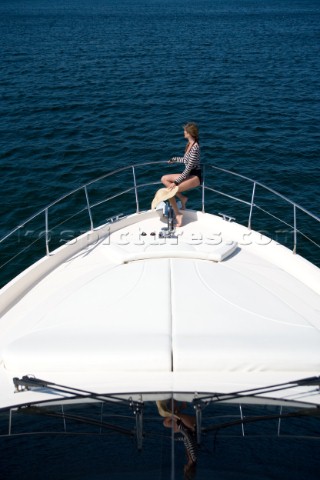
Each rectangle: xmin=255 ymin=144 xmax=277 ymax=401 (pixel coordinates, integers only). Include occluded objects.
xmin=8 ymin=409 xmax=12 ymax=435
xmin=248 ymin=182 xmax=256 ymax=230
xmin=202 ymin=165 xmax=205 ymax=213
xmin=277 ymin=406 xmax=282 ymax=436
xmin=1 ymin=162 xmax=319 ymax=282
xmin=84 ymin=186 xmax=94 ymax=231
xmin=293 ymin=204 xmax=297 ymax=254
xmin=239 ymin=404 xmax=245 ymax=437
xmin=132 ymin=166 xmax=140 ymax=213
xmin=45 ymin=208 xmax=49 ymax=256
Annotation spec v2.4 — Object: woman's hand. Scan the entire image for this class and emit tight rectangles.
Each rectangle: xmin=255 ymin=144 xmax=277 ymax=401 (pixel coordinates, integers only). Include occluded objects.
xmin=168 ymin=182 xmax=177 ymax=191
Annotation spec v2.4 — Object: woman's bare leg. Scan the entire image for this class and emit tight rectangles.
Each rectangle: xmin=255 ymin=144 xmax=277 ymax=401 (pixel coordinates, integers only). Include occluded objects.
xmin=160 ymin=174 xmax=200 ymax=224
xmin=176 ymin=192 xmax=188 ymax=209
xmin=161 ymin=174 xmax=200 ymax=193
xmin=161 ymin=174 xmax=179 ymax=187
xmin=177 ymin=176 xmax=200 ymax=192
xmin=169 ymin=196 xmax=183 ymax=227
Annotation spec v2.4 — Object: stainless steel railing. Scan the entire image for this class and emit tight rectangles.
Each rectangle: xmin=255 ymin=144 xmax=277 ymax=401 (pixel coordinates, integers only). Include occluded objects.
xmin=0 ymin=161 xmax=319 ymax=284
xmin=203 ymin=164 xmax=319 ymax=254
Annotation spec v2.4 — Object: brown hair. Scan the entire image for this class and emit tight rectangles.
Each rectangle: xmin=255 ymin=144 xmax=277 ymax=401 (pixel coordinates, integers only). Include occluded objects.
xmin=184 ymin=122 xmax=199 ymax=143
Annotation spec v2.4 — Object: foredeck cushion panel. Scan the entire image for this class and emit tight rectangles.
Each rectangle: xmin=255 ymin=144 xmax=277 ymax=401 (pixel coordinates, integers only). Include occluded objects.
xmin=4 ymin=251 xmax=320 ymax=376
xmin=3 ymin=260 xmax=173 ymax=373
xmin=171 ymin=259 xmax=320 ymax=373
xmin=3 ymin=332 xmax=171 ymax=372
xmin=173 ymin=334 xmax=320 ymax=372
xmin=115 ymin=241 xmax=238 ymax=263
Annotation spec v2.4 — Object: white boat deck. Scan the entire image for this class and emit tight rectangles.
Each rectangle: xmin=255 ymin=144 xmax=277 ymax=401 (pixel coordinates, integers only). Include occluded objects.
xmin=0 ymin=209 xmax=320 ymax=409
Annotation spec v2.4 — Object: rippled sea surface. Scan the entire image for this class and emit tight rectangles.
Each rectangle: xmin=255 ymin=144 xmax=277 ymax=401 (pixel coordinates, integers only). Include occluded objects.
xmin=0 ymin=2 xmax=320 ymax=476
xmin=1 ymin=0 xmax=320 ymax=280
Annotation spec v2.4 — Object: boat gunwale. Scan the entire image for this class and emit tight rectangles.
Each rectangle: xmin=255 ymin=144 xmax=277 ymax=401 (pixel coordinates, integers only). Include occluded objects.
xmin=0 ymin=161 xmax=319 ymax=284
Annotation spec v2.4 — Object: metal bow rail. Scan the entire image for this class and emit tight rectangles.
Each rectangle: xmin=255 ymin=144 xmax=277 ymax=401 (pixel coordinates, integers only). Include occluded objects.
xmin=0 ymin=161 xmax=319 ymax=285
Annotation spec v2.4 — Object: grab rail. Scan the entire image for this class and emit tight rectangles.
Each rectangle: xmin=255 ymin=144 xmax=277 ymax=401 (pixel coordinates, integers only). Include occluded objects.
xmin=0 ymin=161 xmax=319 ymax=284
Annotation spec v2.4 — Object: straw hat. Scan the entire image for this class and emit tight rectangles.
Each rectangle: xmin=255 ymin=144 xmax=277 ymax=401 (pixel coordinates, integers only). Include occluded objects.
xmin=151 ymin=186 xmax=178 ymax=209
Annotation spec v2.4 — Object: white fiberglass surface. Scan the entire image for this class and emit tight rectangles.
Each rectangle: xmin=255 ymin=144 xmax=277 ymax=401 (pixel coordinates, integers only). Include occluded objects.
xmin=1 ymin=212 xmax=319 ymax=379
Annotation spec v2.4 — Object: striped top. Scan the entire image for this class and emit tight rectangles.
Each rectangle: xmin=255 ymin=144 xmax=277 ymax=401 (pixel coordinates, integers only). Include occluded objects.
xmin=171 ymin=142 xmax=201 ymax=185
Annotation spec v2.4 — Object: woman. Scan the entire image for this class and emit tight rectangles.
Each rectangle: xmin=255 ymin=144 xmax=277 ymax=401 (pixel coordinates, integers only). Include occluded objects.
xmin=161 ymin=122 xmax=201 ymax=227
xmin=156 ymin=400 xmax=197 ymax=478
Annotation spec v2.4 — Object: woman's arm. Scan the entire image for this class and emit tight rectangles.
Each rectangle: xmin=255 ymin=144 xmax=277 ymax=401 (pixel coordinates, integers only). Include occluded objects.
xmin=170 ymin=156 xmax=185 ymax=164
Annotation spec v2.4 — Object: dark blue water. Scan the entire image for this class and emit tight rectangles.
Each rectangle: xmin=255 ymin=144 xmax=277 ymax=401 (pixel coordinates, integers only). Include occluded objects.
xmin=1 ymin=0 xmax=320 ymax=270
xmin=1 ymin=397 xmax=320 ymax=479
xmin=1 ymin=0 xmax=319 ymax=222
xmin=0 ymin=1 xmax=320 ymax=476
